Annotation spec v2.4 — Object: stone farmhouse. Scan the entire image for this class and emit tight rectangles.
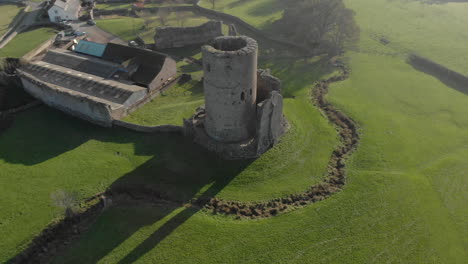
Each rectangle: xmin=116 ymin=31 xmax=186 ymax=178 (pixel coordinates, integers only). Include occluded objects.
xmin=46 ymin=0 xmax=81 ymax=22
xmin=17 ymin=40 xmax=177 ymax=126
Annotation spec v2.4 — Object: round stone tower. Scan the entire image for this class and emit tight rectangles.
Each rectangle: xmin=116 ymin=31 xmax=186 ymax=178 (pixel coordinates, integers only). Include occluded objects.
xmin=202 ymin=36 xmax=258 ymax=142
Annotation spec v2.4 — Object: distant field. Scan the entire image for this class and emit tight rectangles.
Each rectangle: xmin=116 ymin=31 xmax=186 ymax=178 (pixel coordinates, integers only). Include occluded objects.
xmin=0 ymin=27 xmax=55 ymax=58
xmin=0 ymin=4 xmax=22 ymax=37
xmin=345 ymin=0 xmax=468 ymax=73
xmin=199 ymin=0 xmax=283 ymax=29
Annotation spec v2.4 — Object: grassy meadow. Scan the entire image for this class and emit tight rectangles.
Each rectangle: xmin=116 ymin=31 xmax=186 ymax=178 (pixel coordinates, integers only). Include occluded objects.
xmin=0 ymin=4 xmax=22 ymax=37
xmin=0 ymin=46 xmax=338 ymax=262
xmin=1 ymin=0 xmax=467 ymax=263
xmin=0 ymin=27 xmax=55 ymax=58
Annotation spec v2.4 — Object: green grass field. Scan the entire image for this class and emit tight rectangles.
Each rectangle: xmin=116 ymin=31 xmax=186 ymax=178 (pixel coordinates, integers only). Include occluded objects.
xmin=199 ymin=0 xmax=283 ymax=29
xmin=1 ymin=0 xmax=467 ymax=263
xmin=0 ymin=27 xmax=55 ymax=58
xmin=0 ymin=4 xmax=22 ymax=37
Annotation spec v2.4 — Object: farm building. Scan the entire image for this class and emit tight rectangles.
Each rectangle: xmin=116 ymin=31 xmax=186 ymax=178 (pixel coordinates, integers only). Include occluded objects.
xmin=17 ymin=40 xmax=177 ymax=126
xmin=46 ymin=0 xmax=81 ymax=22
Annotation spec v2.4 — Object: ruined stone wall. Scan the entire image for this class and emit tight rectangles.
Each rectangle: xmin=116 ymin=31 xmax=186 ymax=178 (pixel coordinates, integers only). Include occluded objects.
xmin=256 ymin=91 xmax=284 ymax=155
xmin=154 ymin=21 xmax=222 ymax=49
xmin=202 ymin=36 xmax=258 ymax=142
xmin=19 ymin=73 xmax=116 ymax=127
xmin=257 ymin=69 xmax=281 ymax=102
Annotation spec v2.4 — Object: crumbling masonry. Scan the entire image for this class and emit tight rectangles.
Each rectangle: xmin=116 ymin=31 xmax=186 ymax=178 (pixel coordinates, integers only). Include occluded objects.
xmin=154 ymin=21 xmax=223 ymax=49
xmin=184 ymin=36 xmax=286 ymax=159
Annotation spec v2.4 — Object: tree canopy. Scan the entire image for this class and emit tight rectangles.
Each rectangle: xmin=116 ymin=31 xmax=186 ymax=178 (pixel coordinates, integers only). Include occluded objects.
xmin=274 ymin=0 xmax=360 ymax=55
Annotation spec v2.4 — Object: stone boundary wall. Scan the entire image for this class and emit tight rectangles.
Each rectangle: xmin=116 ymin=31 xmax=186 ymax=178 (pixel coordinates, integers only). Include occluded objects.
xmin=408 ymin=54 xmax=468 ymax=94
xmin=94 ymin=4 xmax=310 ymax=53
xmin=93 ymin=7 xmax=133 ymax=17
xmin=113 ymin=119 xmax=183 ymax=133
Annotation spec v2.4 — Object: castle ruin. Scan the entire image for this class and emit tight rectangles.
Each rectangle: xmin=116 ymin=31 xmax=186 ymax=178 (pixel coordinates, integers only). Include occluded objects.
xmin=184 ymin=36 xmax=286 ymax=159
xmin=154 ymin=21 xmax=223 ymax=49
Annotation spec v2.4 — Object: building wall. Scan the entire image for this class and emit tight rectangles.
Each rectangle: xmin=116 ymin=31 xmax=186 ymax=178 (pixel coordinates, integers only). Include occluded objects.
xmin=20 ymin=74 xmax=116 ymax=127
xmin=202 ymin=36 xmax=258 ymax=142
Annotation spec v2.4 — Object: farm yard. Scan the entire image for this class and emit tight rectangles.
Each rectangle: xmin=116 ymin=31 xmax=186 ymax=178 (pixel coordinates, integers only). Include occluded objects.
xmin=0 ymin=0 xmax=467 ymax=263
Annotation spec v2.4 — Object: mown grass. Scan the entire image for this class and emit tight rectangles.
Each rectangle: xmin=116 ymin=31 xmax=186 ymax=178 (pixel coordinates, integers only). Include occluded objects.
xmin=0 ymin=53 xmax=338 ymax=263
xmin=345 ymin=0 xmax=468 ymax=74
xmin=0 ymin=4 xmax=22 ymax=37
xmin=123 ymin=80 xmax=204 ymax=126
xmin=53 ymin=51 xmax=468 ymax=264
xmin=2 ymin=0 xmax=468 ymax=263
xmin=0 ymin=27 xmax=55 ymax=58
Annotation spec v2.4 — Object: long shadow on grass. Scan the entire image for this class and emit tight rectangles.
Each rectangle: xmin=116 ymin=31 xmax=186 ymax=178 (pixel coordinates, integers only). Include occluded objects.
xmin=0 ymin=104 xmax=189 ymax=165
xmin=52 ymin=134 xmax=252 ymax=263
xmin=407 ymin=55 xmax=468 ymax=96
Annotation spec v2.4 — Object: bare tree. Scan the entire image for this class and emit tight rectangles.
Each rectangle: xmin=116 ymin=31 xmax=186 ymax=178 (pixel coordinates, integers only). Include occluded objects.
xmin=208 ymin=0 xmax=216 ymax=10
xmin=157 ymin=7 xmax=171 ymax=26
xmin=175 ymin=11 xmax=189 ymax=27
xmin=274 ymin=0 xmax=359 ymax=55
xmin=50 ymin=189 xmax=79 ymax=218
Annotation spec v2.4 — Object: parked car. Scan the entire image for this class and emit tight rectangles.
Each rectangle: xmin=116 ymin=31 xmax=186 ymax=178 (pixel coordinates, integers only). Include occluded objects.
xmin=74 ymin=31 xmax=86 ymax=36
xmin=60 ymin=19 xmax=72 ymax=25
xmin=87 ymin=20 xmax=96 ymax=25
xmin=64 ymin=30 xmax=75 ymax=37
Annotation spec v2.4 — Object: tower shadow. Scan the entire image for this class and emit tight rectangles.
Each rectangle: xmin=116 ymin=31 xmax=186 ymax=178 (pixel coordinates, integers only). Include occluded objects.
xmin=51 ymin=133 xmax=253 ymax=264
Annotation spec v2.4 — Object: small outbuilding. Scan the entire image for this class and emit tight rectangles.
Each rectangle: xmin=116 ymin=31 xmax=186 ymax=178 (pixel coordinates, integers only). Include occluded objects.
xmin=47 ymin=0 xmax=81 ymax=22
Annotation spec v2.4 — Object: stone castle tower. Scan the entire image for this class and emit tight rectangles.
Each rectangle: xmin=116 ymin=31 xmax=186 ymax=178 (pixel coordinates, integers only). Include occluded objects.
xmin=201 ymin=36 xmax=258 ymax=142
xmin=184 ymin=35 xmax=286 ymax=159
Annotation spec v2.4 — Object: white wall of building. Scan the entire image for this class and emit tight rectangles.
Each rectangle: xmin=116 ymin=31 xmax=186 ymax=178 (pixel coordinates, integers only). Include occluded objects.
xmin=47 ymin=3 xmax=80 ymax=22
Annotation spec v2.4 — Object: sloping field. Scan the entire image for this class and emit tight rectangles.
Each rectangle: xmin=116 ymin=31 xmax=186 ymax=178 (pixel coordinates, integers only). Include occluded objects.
xmin=345 ymin=0 xmax=468 ymax=74
xmin=0 ymin=4 xmax=22 ymax=37
xmin=0 ymin=50 xmax=338 ymax=263
xmin=0 ymin=27 xmax=55 ymax=58
xmin=1 ymin=0 xmax=467 ymax=263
